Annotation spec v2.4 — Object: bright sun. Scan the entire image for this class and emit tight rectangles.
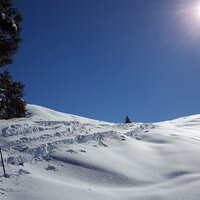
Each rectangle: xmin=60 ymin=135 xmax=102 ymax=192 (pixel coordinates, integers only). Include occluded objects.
xmin=194 ymin=4 xmax=200 ymax=19
xmin=176 ymin=1 xmax=200 ymax=40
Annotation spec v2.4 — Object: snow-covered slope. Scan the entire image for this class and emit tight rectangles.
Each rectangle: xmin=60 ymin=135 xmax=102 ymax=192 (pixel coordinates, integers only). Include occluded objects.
xmin=0 ymin=105 xmax=200 ymax=200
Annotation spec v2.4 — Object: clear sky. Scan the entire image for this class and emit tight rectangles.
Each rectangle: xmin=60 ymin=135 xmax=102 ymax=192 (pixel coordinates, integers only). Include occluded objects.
xmin=6 ymin=0 xmax=200 ymax=122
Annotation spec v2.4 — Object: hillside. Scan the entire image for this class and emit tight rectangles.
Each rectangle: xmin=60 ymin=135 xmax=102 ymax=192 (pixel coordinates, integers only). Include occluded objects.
xmin=0 ymin=105 xmax=200 ymax=200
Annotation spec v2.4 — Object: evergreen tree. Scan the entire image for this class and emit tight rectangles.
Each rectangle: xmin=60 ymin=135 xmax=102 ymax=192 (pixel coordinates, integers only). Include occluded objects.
xmin=0 ymin=71 xmax=26 ymax=119
xmin=0 ymin=0 xmax=22 ymax=67
xmin=125 ymin=116 xmax=131 ymax=124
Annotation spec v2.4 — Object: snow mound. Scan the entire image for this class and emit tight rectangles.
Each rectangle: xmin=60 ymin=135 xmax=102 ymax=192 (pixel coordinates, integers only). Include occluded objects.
xmin=0 ymin=105 xmax=200 ymax=200
xmin=26 ymin=104 xmax=104 ymax=123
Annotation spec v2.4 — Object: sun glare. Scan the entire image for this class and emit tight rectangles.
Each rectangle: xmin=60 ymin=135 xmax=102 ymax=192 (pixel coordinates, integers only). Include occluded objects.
xmin=183 ymin=1 xmax=200 ymax=24
xmin=194 ymin=3 xmax=200 ymax=20
xmin=175 ymin=1 xmax=200 ymax=40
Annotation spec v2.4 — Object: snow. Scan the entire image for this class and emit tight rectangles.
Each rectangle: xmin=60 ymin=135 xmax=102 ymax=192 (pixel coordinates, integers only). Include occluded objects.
xmin=0 ymin=104 xmax=200 ymax=199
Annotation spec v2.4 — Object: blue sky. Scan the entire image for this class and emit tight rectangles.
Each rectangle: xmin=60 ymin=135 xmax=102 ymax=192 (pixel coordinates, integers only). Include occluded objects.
xmin=6 ymin=0 xmax=200 ymax=122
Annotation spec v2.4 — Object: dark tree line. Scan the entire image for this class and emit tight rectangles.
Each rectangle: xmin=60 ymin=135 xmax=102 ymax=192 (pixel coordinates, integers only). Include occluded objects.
xmin=0 ymin=0 xmax=26 ymax=120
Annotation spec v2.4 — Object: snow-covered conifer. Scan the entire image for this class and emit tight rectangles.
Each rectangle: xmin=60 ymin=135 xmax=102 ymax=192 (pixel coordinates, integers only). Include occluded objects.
xmin=0 ymin=71 xmax=26 ymax=119
xmin=0 ymin=0 xmax=22 ymax=67
xmin=125 ymin=116 xmax=131 ymax=123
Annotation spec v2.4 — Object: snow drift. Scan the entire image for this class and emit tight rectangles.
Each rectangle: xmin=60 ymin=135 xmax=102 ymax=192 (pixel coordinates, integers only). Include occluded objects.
xmin=0 ymin=104 xmax=200 ymax=200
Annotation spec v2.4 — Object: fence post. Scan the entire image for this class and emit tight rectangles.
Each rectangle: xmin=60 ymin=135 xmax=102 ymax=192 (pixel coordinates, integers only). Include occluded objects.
xmin=0 ymin=147 xmax=6 ymax=178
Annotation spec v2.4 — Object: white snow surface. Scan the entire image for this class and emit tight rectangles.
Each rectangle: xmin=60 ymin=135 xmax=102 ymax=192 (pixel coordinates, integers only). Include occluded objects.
xmin=0 ymin=104 xmax=200 ymax=200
